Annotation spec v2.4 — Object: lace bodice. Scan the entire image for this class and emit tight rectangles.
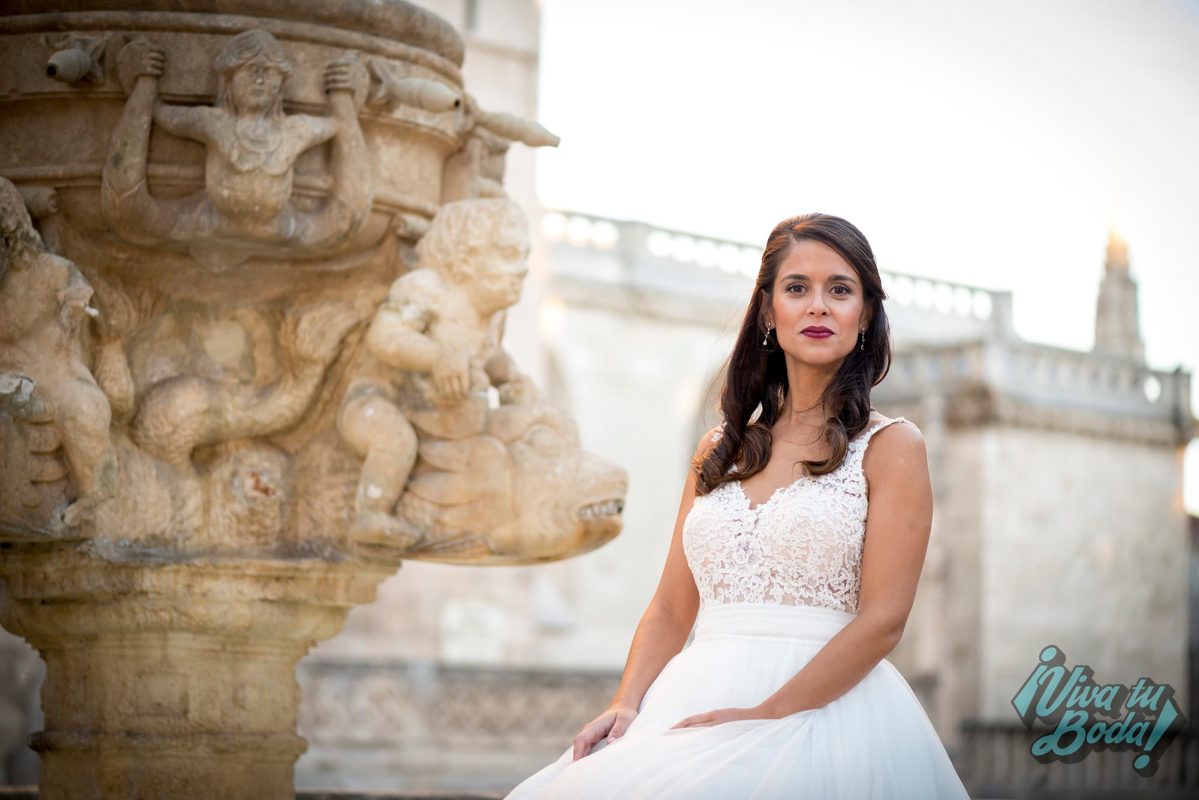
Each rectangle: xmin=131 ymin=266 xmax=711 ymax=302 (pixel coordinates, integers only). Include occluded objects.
xmin=682 ymin=417 xmax=912 ymax=615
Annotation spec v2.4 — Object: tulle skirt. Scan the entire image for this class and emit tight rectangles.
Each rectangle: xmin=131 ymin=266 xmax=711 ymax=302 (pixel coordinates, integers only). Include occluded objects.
xmin=504 ymin=602 xmax=971 ymax=799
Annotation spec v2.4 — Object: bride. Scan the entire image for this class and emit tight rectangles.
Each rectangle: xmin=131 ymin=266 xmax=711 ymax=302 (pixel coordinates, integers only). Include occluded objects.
xmin=505 ymin=213 xmax=972 ymax=799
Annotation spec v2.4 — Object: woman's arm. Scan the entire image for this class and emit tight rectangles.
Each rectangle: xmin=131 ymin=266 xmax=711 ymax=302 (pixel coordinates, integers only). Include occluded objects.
xmin=571 ymin=426 xmax=714 ymax=759
xmin=673 ymin=419 xmax=933 ymax=727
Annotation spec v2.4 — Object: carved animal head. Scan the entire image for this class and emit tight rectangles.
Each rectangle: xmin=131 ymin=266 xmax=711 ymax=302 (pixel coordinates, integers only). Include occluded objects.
xmin=394 ymin=401 xmax=626 ymax=564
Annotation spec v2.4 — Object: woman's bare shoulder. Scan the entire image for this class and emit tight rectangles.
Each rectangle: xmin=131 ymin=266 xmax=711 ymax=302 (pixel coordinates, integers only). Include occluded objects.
xmin=868 ymin=410 xmax=920 ymax=433
xmin=862 ymin=413 xmax=926 ymax=471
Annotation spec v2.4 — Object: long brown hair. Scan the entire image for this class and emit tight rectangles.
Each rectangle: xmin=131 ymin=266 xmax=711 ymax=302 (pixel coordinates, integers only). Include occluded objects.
xmin=694 ymin=213 xmax=891 ymax=495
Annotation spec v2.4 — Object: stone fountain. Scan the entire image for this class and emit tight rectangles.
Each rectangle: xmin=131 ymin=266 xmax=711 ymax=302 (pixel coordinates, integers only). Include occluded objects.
xmin=0 ymin=2 xmax=628 ymax=797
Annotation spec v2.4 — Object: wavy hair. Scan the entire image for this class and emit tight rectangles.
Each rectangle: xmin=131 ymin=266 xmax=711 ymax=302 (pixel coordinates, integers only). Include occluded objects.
xmin=694 ymin=213 xmax=891 ymax=495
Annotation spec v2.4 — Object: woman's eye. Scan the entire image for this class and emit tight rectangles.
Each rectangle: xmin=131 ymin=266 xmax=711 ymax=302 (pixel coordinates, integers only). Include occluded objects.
xmin=786 ymin=284 xmax=850 ymax=296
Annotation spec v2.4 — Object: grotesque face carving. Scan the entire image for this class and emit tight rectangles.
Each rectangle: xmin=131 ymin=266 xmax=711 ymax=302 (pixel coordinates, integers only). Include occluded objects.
xmin=391 ymin=401 xmax=626 ymax=564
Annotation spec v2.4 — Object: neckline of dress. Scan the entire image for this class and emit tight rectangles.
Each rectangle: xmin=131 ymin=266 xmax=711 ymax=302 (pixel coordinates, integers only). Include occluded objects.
xmin=730 ymin=417 xmax=902 ymax=514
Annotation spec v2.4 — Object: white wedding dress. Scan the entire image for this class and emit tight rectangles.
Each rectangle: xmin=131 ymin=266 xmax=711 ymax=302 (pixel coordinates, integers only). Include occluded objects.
xmin=505 ymin=417 xmax=971 ymax=799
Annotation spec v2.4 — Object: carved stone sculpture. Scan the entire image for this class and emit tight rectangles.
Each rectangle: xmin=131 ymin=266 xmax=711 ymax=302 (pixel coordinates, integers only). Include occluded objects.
xmin=0 ymin=3 xmax=625 ymax=798
xmin=393 ymin=397 xmax=630 ymax=563
xmin=339 ymin=197 xmax=529 ymax=549
xmin=443 ymin=94 xmax=563 ymax=202
xmin=102 ymin=30 xmax=373 ymax=269
xmin=0 ymin=178 xmax=117 ymax=530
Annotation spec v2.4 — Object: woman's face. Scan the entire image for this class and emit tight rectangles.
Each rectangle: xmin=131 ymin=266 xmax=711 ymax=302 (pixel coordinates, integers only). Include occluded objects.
xmin=765 ymin=238 xmax=870 ymax=369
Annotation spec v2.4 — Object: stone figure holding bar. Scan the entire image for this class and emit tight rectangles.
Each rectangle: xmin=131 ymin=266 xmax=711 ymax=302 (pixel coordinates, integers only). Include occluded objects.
xmin=101 ymin=30 xmax=372 ymax=268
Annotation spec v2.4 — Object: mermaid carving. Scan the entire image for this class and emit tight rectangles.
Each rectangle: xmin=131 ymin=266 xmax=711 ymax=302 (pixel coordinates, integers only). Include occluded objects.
xmin=101 ymin=31 xmax=372 ymax=268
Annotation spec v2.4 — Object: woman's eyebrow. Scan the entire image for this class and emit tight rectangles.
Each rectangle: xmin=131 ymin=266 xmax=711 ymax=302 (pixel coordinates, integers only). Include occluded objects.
xmin=780 ymin=273 xmax=858 ymax=284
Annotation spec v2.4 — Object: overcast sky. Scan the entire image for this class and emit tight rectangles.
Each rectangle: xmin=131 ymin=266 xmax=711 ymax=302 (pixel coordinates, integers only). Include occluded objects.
xmin=534 ymin=0 xmax=1199 ymax=512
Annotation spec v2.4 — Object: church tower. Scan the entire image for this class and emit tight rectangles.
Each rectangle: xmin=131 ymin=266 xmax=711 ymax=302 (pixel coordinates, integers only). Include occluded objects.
xmin=1093 ymin=229 xmax=1146 ymax=362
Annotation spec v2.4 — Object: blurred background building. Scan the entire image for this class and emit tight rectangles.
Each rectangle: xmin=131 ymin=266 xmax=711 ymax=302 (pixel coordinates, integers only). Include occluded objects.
xmin=2 ymin=0 xmax=1196 ymax=797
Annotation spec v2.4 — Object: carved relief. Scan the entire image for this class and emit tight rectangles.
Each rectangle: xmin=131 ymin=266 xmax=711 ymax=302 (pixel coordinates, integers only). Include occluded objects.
xmin=366 ymin=57 xmax=461 ymax=113
xmin=131 ymin=301 xmax=358 ymax=467
xmin=442 ymin=94 xmax=561 ymax=202
xmin=392 ymin=397 xmax=627 ymax=564
xmin=0 ymin=178 xmax=116 ymax=530
xmin=44 ymin=34 xmax=108 ymax=85
xmin=101 ymin=31 xmax=373 ymax=269
xmin=338 ymin=197 xmax=530 ymax=549
xmin=332 ymin=198 xmax=624 ymax=563
xmin=2 ymin=25 xmax=621 ymax=564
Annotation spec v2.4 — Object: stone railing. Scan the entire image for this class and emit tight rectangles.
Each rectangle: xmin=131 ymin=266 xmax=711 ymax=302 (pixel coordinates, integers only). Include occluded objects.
xmin=877 ymin=340 xmax=1195 ymax=443
xmin=295 ymin=658 xmax=621 ymax=793
xmin=298 ymin=658 xmax=621 ymax=749
xmin=539 ymin=209 xmax=1012 ymax=335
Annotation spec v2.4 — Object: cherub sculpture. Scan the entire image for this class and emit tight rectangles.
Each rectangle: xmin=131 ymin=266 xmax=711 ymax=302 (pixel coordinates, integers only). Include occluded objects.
xmin=101 ymin=30 xmax=372 ymax=267
xmin=338 ymin=197 xmax=531 ymax=546
xmin=0 ymin=177 xmax=116 ymax=527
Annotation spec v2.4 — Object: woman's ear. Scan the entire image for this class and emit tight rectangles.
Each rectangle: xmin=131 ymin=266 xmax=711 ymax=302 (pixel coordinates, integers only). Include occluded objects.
xmin=759 ymin=287 xmax=773 ymax=328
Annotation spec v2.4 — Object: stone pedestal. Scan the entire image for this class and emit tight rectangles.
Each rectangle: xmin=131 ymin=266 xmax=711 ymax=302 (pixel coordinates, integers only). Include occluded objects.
xmin=1 ymin=549 xmax=394 ymax=799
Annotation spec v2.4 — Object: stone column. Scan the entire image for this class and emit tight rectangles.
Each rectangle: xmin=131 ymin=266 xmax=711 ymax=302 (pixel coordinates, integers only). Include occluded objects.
xmin=0 ymin=3 xmax=626 ymax=798
xmin=1 ymin=551 xmax=393 ymax=798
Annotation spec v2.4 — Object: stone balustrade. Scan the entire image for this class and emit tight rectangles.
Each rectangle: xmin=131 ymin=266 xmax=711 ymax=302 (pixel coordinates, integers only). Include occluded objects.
xmin=540 ymin=209 xmax=1015 ymax=342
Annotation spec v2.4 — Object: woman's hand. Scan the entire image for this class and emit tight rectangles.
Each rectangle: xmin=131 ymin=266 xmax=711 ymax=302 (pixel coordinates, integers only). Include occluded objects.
xmin=670 ymin=704 xmax=777 ymax=729
xmin=572 ymin=705 xmax=638 ymax=762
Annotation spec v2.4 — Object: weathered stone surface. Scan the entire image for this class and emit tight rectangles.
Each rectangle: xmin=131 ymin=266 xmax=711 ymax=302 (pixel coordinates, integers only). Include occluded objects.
xmin=0 ymin=2 xmax=625 ymax=797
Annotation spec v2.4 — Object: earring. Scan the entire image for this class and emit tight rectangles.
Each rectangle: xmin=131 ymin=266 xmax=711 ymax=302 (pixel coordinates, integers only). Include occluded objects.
xmin=858 ymin=330 xmax=866 ymax=351
xmin=762 ymin=323 xmax=773 ymax=346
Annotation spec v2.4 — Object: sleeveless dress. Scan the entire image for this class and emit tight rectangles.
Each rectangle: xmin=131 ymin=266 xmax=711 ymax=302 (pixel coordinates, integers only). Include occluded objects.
xmin=505 ymin=417 xmax=971 ymax=799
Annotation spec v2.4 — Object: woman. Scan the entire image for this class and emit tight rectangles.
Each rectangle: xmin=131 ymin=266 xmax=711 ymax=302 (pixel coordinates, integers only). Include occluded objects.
xmin=506 ymin=214 xmax=971 ymax=799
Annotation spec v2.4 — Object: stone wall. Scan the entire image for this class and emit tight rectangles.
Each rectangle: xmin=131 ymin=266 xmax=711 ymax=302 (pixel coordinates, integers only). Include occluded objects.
xmin=979 ymin=426 xmax=1189 ymax=718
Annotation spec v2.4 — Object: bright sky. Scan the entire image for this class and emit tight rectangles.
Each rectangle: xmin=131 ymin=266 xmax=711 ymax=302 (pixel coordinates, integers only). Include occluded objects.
xmin=534 ymin=0 xmax=1199 ymax=514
